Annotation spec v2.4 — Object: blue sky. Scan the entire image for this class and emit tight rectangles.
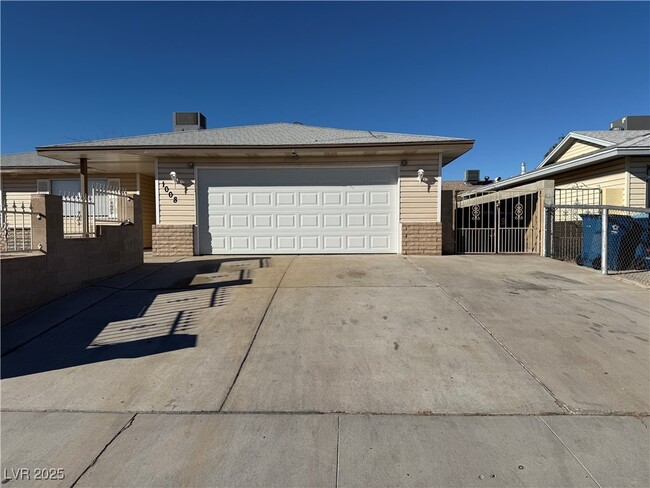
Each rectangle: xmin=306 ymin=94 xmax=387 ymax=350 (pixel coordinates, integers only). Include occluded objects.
xmin=2 ymin=1 xmax=649 ymax=180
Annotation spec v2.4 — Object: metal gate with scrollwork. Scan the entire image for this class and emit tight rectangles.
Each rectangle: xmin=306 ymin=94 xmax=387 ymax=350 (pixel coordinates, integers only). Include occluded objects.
xmin=454 ymin=190 xmax=542 ymax=254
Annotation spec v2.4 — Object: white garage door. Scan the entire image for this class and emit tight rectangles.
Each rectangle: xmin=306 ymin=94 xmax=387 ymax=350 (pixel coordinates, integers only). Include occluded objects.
xmin=197 ymin=166 xmax=398 ymax=254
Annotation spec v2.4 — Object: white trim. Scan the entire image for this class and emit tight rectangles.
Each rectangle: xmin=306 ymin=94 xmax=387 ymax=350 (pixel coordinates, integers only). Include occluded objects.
xmin=395 ymin=165 xmax=400 ymax=254
xmin=437 ymin=153 xmax=442 ymax=222
xmin=154 ymin=157 xmax=160 ymax=225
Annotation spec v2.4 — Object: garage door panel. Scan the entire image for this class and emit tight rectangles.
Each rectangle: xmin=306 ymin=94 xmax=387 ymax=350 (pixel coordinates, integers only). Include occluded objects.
xmin=323 ymin=236 xmax=343 ymax=251
xmin=370 ymin=191 xmax=390 ymax=205
xmin=209 ymin=215 xmax=226 ymax=228
xmin=347 ymin=214 xmax=366 ymax=227
xmin=230 ymin=236 xmax=250 ymax=251
xmin=323 ymin=214 xmax=343 ymax=228
xmin=229 ymin=193 xmax=249 ymax=206
xmin=300 ymin=236 xmax=320 ymax=250
xmin=253 ymin=193 xmax=272 ymax=206
xmin=230 ymin=215 xmax=249 ymax=228
xmin=346 ymin=192 xmax=366 ymax=205
xmin=253 ymin=214 xmax=273 ymax=228
xmin=371 ymin=235 xmax=391 ymax=250
xmin=276 ymin=215 xmax=297 ymax=228
xmin=299 ymin=192 xmax=319 ymax=206
xmin=370 ymin=214 xmax=390 ymax=227
xmin=276 ymin=193 xmax=296 ymax=205
xmin=323 ymin=193 xmax=342 ymax=206
xmin=300 ymin=214 xmax=319 ymax=228
xmin=198 ymin=167 xmax=397 ymax=254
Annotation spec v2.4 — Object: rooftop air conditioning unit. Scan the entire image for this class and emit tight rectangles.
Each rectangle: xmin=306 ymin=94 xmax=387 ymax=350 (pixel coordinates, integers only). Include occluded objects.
xmin=173 ymin=112 xmax=207 ymax=132
xmin=609 ymin=116 xmax=650 ymax=131
xmin=464 ymin=169 xmax=480 ymax=184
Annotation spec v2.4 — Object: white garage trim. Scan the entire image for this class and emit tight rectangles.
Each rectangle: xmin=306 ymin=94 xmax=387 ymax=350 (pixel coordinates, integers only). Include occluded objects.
xmin=196 ymin=165 xmax=399 ymax=255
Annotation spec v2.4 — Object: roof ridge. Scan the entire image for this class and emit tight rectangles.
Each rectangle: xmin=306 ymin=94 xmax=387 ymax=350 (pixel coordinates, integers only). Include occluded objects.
xmin=1 ymin=150 xmax=39 ymax=157
xmin=39 ymin=122 xmax=298 ymax=148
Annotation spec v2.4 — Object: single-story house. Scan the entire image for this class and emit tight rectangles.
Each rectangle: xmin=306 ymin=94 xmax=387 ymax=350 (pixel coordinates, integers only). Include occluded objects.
xmin=460 ymin=119 xmax=650 ymax=207
xmin=2 ymin=114 xmax=474 ymax=256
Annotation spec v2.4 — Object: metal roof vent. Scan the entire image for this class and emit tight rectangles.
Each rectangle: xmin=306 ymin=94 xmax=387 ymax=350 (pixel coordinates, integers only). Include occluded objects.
xmin=464 ymin=169 xmax=480 ymax=184
xmin=173 ymin=112 xmax=207 ymax=132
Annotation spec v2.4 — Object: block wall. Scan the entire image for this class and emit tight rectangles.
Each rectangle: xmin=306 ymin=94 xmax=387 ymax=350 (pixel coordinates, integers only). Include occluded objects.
xmin=401 ymin=222 xmax=442 ymax=255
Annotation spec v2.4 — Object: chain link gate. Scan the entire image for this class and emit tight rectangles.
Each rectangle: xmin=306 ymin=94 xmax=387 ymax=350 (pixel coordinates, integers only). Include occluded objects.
xmin=454 ymin=190 xmax=542 ymax=254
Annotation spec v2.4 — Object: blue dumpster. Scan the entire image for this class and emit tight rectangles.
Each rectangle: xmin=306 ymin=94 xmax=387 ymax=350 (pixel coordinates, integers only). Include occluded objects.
xmin=578 ymin=214 xmax=641 ymax=270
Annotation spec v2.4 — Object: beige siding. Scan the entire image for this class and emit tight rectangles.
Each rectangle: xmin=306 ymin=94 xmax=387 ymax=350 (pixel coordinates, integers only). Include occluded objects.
xmin=116 ymin=174 xmax=137 ymax=192
xmin=555 ymin=141 xmax=602 ymax=163
xmin=157 ymin=162 xmax=196 ymax=225
xmin=1 ymin=175 xmax=38 ymax=208
xmin=628 ymin=158 xmax=649 ymax=208
xmin=554 ymin=159 xmax=627 ymax=202
xmin=139 ymin=174 xmax=155 ymax=247
xmin=154 ymin=159 xmax=442 ymax=225
xmin=400 ymin=161 xmax=440 ymax=222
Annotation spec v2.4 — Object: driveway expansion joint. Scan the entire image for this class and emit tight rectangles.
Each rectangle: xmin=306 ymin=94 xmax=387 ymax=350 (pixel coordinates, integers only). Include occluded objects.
xmin=335 ymin=415 xmax=341 ymax=488
xmin=218 ymin=255 xmax=297 ymax=411
xmin=404 ymin=257 xmax=574 ymax=415
xmin=538 ymin=416 xmax=604 ymax=488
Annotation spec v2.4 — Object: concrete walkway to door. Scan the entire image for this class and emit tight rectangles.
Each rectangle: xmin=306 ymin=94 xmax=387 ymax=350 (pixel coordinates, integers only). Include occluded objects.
xmin=1 ymin=253 xmax=648 ymax=487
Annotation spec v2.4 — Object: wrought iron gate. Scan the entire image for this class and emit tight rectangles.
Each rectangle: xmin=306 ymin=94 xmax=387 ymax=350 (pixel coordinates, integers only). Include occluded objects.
xmin=454 ymin=190 xmax=541 ymax=254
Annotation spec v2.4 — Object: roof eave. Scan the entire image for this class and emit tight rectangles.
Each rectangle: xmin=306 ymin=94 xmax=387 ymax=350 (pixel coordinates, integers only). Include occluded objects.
xmin=36 ymin=139 xmax=474 ymax=152
xmin=462 ymin=146 xmax=647 ymax=195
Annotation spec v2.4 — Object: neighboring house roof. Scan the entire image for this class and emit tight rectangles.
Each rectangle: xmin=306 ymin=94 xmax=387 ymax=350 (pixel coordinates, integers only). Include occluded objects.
xmin=537 ymin=130 xmax=649 ymax=169
xmin=39 ymin=122 xmax=470 ymax=149
xmin=461 ymin=132 xmax=650 ymax=196
xmin=442 ymin=180 xmax=481 ymax=192
xmin=1 ymin=151 xmax=77 ymax=169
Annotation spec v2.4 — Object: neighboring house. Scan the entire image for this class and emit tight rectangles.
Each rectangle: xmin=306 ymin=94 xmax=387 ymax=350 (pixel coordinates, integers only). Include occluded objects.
xmin=0 ymin=152 xmax=155 ymax=248
xmin=13 ymin=114 xmax=474 ymax=256
xmin=460 ymin=118 xmax=650 ymax=208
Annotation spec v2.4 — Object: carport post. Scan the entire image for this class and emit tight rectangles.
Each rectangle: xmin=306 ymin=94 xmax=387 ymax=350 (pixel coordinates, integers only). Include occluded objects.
xmin=601 ymin=208 xmax=608 ymax=275
xmin=80 ymin=157 xmax=89 ymax=237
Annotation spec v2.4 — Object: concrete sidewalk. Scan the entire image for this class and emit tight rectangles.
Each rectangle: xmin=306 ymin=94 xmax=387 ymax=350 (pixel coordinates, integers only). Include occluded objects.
xmin=1 ymin=254 xmax=648 ymax=487
xmin=2 ymin=412 xmax=647 ymax=487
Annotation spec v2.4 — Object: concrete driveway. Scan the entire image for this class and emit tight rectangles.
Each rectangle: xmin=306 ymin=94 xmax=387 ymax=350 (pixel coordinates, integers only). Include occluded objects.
xmin=1 ymin=254 xmax=648 ymax=487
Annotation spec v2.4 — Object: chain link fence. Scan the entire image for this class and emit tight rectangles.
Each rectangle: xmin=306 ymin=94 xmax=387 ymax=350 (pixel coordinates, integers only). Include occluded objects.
xmin=547 ymin=204 xmax=650 ymax=287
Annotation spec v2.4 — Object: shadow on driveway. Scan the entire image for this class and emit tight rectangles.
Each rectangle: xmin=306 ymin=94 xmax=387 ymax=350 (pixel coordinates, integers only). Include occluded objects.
xmin=1 ymin=257 xmax=268 ymax=379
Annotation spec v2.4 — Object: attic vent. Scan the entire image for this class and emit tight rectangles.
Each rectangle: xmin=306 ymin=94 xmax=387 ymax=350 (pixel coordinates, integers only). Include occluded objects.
xmin=464 ymin=169 xmax=480 ymax=184
xmin=173 ymin=112 xmax=207 ymax=131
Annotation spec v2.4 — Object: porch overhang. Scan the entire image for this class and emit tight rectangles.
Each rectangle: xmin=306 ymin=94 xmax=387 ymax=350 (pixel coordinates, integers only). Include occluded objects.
xmin=36 ymin=140 xmax=474 ymax=167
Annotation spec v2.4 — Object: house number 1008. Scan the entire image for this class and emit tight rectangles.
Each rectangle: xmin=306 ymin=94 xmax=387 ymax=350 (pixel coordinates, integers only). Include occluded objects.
xmin=163 ymin=183 xmax=178 ymax=203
